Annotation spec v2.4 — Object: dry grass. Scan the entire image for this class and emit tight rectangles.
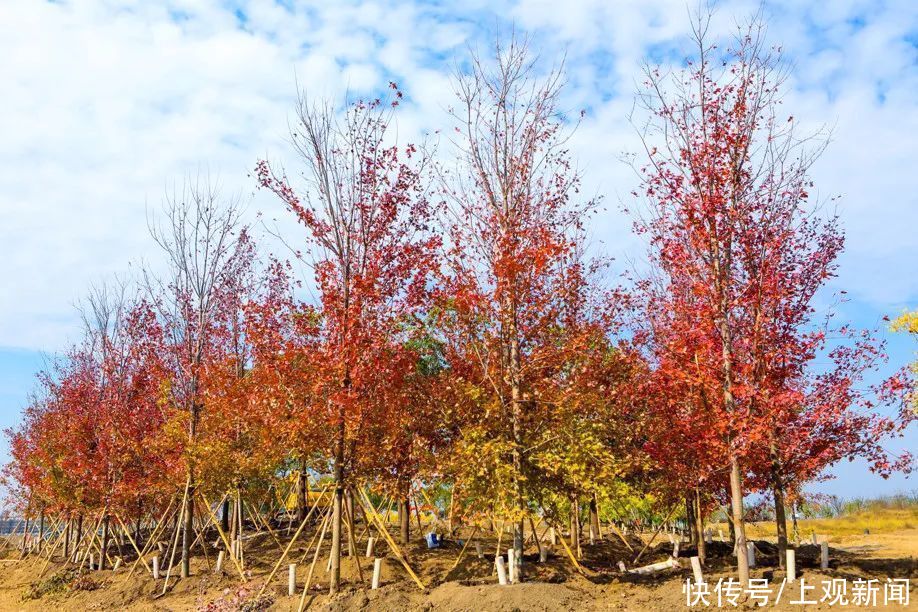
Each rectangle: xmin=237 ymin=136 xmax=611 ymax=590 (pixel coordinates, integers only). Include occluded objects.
xmin=714 ymin=506 xmax=918 ymax=540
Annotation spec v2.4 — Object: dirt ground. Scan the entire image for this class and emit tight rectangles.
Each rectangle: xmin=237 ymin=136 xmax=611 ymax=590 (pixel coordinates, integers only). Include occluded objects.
xmin=0 ymin=524 xmax=914 ymax=611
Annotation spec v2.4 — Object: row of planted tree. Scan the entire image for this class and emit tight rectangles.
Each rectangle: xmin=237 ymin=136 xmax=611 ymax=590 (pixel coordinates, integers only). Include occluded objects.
xmin=3 ymin=15 xmax=915 ymax=595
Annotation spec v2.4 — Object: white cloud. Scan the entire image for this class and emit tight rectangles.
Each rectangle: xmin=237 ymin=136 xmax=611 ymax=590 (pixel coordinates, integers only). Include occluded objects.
xmin=1 ymin=0 xmax=916 ymax=353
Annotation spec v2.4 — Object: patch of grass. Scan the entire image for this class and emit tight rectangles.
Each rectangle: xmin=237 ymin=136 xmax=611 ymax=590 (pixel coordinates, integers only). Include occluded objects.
xmin=21 ymin=567 xmax=104 ymax=601
xmin=22 ymin=568 xmax=79 ymax=601
xmin=714 ymin=506 xmax=918 ymax=539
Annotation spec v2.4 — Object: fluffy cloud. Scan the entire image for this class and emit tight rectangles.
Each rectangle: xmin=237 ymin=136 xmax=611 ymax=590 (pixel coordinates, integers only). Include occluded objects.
xmin=1 ymin=0 xmax=916 ymax=352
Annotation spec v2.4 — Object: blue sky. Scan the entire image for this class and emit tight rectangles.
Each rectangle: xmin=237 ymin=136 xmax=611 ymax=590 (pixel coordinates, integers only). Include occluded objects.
xmin=0 ymin=0 xmax=916 ymax=500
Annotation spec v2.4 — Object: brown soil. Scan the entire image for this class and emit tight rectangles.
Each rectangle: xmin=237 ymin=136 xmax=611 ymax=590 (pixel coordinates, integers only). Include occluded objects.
xmin=0 ymin=527 xmax=914 ymax=611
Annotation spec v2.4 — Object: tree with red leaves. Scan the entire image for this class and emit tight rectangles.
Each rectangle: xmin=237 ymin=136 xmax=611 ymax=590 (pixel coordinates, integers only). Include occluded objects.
xmin=256 ymin=85 xmax=439 ymax=593
xmin=143 ymin=179 xmax=253 ymax=578
xmin=634 ymin=13 xmax=916 ymax=580
xmin=434 ymin=37 xmax=634 ymax=572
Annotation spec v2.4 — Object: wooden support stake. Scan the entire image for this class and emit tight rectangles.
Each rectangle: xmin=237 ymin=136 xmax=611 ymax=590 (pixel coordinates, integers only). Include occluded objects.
xmin=121 ymin=498 xmax=176 ymax=584
xmin=253 ymin=485 xmax=330 ymax=600
xmin=343 ymin=492 xmax=364 ymax=583
xmin=552 ymin=522 xmax=586 ymax=575
xmin=356 ymin=488 xmax=426 ymax=591
xmin=448 ymin=527 xmax=478 ymax=571
xmin=605 ymin=519 xmax=634 ymax=552
xmin=303 ymin=510 xmax=331 ymax=595
xmin=162 ymin=484 xmax=188 ymax=594
xmin=198 ymin=492 xmax=247 ymax=581
xmin=632 ymin=503 xmax=678 ymax=565
xmin=115 ymin=514 xmax=152 ymax=575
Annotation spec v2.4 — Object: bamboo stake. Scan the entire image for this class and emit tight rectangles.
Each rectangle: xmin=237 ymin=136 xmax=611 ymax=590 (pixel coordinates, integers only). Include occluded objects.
xmin=555 ymin=524 xmax=586 ymax=574
xmin=448 ymin=526 xmax=478 ymax=572
xmin=36 ymin=521 xmax=69 ymax=578
xmin=528 ymin=516 xmax=544 ymax=558
xmin=632 ymin=504 xmax=679 ymax=565
xmin=189 ymin=498 xmax=213 ymax=571
xmin=411 ymin=492 xmax=423 ymax=530
xmin=198 ymin=492 xmax=246 ymax=581
xmin=77 ymin=512 xmax=107 ymax=570
xmin=303 ymin=509 xmax=331 ymax=593
xmin=161 ymin=483 xmax=189 ymax=595
xmin=245 ymin=500 xmax=284 ymax=553
xmin=115 ymin=514 xmax=152 ymax=575
xmin=493 ymin=521 xmax=504 ymax=572
xmin=254 ymin=486 xmax=330 ymax=600
xmin=356 ymin=488 xmax=425 ymax=591
xmin=343 ymin=495 xmax=364 ymax=583
xmin=121 ymin=497 xmax=177 ymax=584
xmin=606 ymin=518 xmax=634 ymax=552
xmin=38 ymin=514 xmax=63 ymax=557
xmin=296 ymin=504 xmax=332 ymax=565
xmin=121 ymin=497 xmax=175 ymax=586
xmin=356 ymin=495 xmax=390 ymax=544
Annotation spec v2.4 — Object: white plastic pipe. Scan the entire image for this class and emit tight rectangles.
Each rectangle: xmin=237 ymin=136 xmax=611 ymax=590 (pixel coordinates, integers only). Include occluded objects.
xmin=690 ymin=556 xmax=704 ymax=584
xmin=496 ymin=556 xmax=508 ymax=585
xmin=372 ymin=558 xmax=382 ymax=589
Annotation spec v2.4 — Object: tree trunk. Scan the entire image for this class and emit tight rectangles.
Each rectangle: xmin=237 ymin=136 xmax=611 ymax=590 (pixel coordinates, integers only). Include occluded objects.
xmin=569 ymin=497 xmax=580 ymax=553
xmin=38 ymin=511 xmax=45 ymax=554
xmin=589 ymin=494 xmax=600 ymax=543
xmin=685 ymin=495 xmax=697 ymax=545
xmin=221 ymin=498 xmax=230 ymax=535
xmin=346 ymin=489 xmax=356 ymax=556
xmin=75 ymin=514 xmax=83 ymax=561
xmin=21 ymin=516 xmax=30 ymax=554
xmin=729 ymin=457 xmax=750 ymax=585
xmin=770 ymin=440 xmax=788 ymax=568
xmin=181 ymin=479 xmax=193 ymax=578
xmin=64 ymin=517 xmax=71 ymax=560
xmin=506 ymin=296 xmax=525 ymax=578
xmin=329 ymin=422 xmax=344 ymax=594
xmin=693 ymin=488 xmax=706 ymax=565
xmin=296 ymin=468 xmax=308 ymax=523
xmin=400 ymin=497 xmax=410 ymax=545
xmin=101 ymin=515 xmax=109 ymax=570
